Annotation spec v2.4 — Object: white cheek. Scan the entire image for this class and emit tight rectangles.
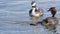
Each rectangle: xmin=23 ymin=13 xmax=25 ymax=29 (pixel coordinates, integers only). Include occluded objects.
xmin=32 ymin=3 xmax=36 ymax=6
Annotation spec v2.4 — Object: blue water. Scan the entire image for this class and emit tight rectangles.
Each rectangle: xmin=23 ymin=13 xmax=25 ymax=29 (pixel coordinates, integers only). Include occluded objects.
xmin=0 ymin=0 xmax=60 ymax=34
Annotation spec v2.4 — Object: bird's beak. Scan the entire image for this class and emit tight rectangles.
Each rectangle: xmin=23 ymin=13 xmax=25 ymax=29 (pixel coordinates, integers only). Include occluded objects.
xmin=48 ymin=10 xmax=50 ymax=11
xmin=47 ymin=9 xmax=50 ymax=11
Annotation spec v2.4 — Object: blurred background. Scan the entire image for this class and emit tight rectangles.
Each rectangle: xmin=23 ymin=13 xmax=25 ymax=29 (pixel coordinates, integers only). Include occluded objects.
xmin=0 ymin=0 xmax=60 ymax=34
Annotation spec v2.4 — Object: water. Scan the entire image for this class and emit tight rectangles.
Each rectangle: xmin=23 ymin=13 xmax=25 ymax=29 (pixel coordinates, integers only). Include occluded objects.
xmin=0 ymin=0 xmax=60 ymax=34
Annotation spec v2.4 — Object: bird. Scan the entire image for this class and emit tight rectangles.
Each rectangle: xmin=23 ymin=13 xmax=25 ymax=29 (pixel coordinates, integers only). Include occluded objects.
xmin=38 ymin=7 xmax=58 ymax=25
xmin=48 ymin=7 xmax=57 ymax=17
xmin=29 ymin=1 xmax=43 ymax=25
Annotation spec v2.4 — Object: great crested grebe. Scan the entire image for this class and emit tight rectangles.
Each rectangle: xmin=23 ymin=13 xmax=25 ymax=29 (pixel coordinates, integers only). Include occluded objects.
xmin=29 ymin=1 xmax=43 ymax=25
xmin=38 ymin=7 xmax=58 ymax=25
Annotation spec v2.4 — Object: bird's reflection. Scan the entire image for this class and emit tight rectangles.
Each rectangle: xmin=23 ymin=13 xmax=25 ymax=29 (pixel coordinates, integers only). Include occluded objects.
xmin=44 ymin=24 xmax=57 ymax=34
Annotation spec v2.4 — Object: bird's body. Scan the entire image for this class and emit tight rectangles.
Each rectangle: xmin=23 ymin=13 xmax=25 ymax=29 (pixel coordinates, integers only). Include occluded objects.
xmin=38 ymin=17 xmax=58 ymax=26
xmin=29 ymin=8 xmax=43 ymax=17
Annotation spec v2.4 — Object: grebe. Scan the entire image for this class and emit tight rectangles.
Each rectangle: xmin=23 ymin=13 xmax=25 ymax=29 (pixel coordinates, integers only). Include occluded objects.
xmin=29 ymin=1 xmax=43 ymax=25
xmin=38 ymin=7 xmax=58 ymax=25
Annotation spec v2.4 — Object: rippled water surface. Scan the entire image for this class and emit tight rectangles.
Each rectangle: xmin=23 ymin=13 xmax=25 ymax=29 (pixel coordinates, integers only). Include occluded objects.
xmin=0 ymin=0 xmax=60 ymax=34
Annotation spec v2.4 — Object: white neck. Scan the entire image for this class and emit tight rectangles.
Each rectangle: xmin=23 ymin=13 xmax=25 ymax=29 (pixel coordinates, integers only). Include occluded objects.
xmin=32 ymin=8 xmax=36 ymax=14
xmin=32 ymin=8 xmax=39 ymax=17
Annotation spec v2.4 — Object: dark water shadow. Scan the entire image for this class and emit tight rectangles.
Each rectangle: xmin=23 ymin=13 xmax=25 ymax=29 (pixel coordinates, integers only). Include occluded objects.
xmin=37 ymin=21 xmax=59 ymax=34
